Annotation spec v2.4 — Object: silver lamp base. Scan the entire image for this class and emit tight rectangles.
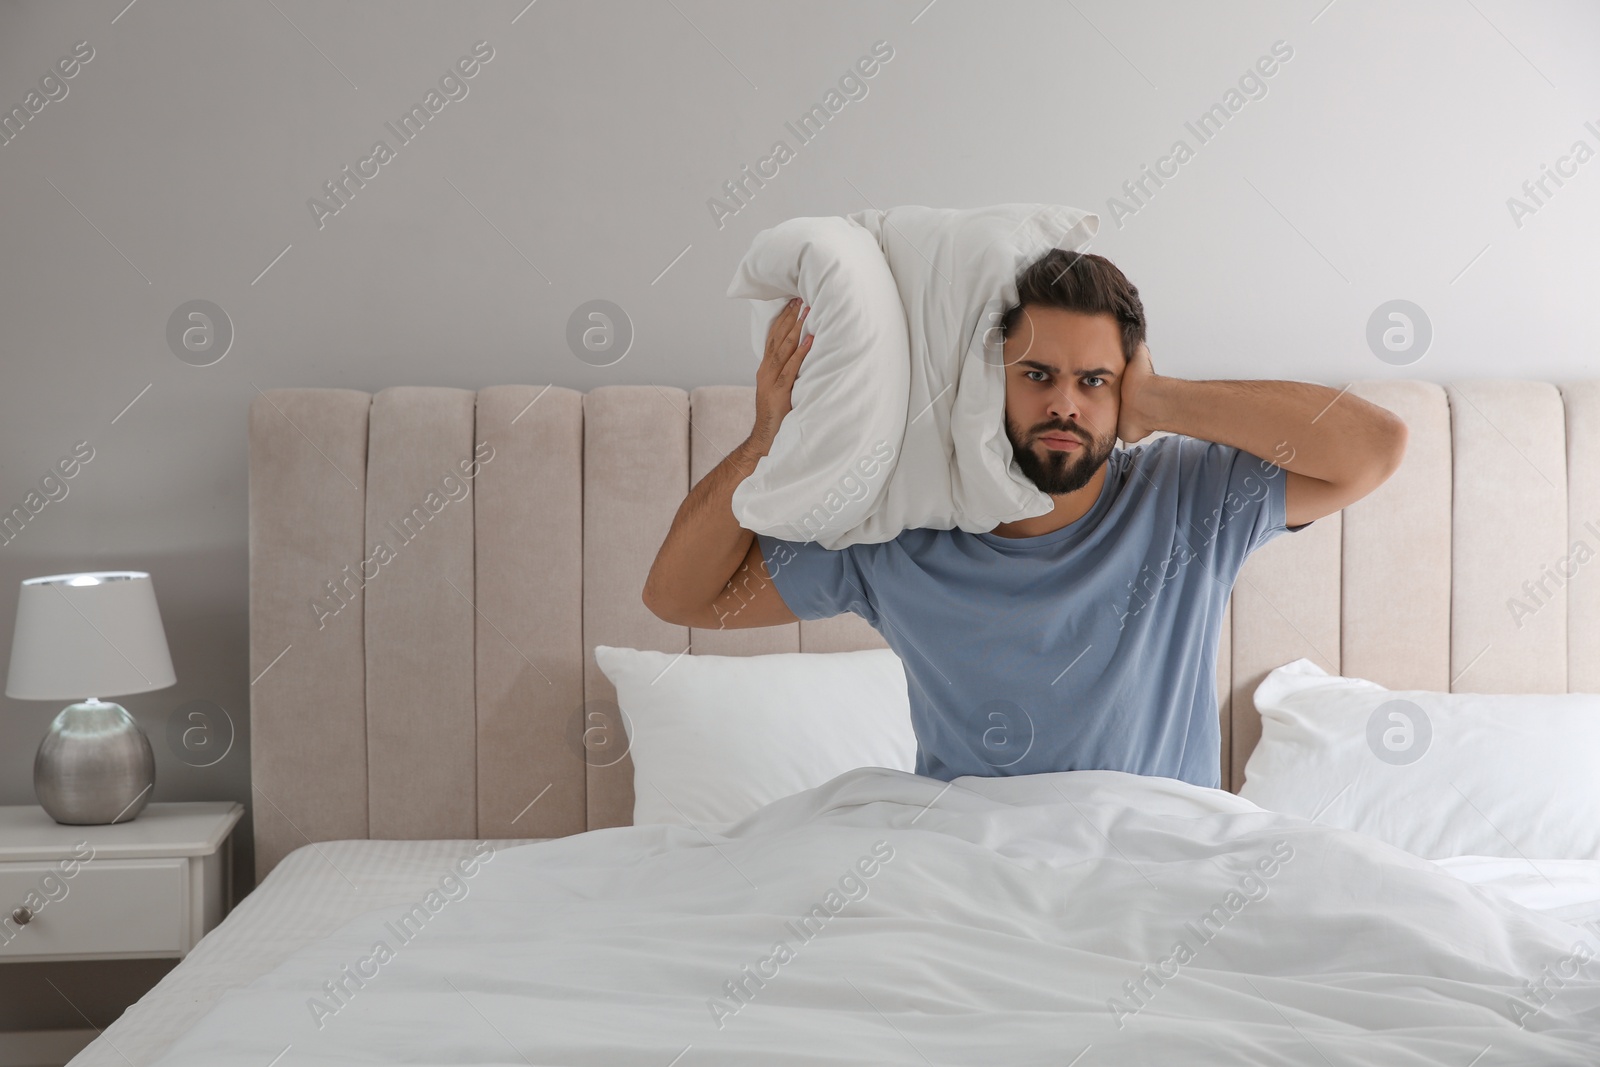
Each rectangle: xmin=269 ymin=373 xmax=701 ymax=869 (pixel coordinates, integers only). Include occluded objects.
xmin=35 ymin=700 xmax=155 ymax=825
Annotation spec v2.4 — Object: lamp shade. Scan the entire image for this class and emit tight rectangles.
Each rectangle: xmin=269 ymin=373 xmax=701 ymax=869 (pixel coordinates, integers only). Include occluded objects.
xmin=5 ymin=571 xmax=176 ymax=700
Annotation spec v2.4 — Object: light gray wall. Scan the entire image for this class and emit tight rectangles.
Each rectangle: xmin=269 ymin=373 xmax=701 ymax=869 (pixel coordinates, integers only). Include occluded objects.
xmin=1 ymin=0 xmax=1597 ymax=1032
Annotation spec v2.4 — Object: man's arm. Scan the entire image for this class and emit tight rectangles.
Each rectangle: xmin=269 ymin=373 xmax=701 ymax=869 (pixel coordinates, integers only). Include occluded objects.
xmin=641 ymin=298 xmax=812 ymax=629
xmin=1115 ymin=343 xmax=1408 ymax=528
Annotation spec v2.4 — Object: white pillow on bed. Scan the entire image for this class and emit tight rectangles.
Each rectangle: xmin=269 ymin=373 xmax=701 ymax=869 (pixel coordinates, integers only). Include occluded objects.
xmin=593 ymin=645 xmax=916 ymax=828
xmin=1241 ymin=657 xmax=1600 ymax=860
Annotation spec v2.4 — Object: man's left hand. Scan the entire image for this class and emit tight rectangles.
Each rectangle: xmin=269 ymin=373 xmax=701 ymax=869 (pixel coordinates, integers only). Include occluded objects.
xmin=1116 ymin=341 xmax=1159 ymax=443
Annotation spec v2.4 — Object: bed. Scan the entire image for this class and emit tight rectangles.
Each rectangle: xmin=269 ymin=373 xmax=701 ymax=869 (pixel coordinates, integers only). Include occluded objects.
xmin=70 ymin=379 xmax=1600 ymax=1065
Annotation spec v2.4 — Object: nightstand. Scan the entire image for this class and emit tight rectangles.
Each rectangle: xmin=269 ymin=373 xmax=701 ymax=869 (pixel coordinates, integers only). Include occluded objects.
xmin=0 ymin=801 xmax=243 ymax=963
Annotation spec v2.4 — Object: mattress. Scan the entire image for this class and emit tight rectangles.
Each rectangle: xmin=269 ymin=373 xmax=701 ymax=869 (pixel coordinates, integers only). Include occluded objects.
xmin=69 ymin=837 xmax=543 ymax=1067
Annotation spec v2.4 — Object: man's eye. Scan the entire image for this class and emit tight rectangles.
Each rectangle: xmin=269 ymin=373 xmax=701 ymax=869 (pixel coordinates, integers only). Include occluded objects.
xmin=1025 ymin=370 xmax=1048 ymax=382
xmin=1084 ymin=376 xmax=1105 ymax=387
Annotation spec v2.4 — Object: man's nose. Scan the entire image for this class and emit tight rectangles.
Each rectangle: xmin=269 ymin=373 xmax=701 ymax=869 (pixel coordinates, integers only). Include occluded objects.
xmin=1046 ymin=385 xmax=1081 ymax=422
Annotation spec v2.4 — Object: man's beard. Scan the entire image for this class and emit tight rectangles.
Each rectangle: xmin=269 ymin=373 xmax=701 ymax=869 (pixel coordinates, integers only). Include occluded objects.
xmin=1004 ymin=414 xmax=1114 ymax=495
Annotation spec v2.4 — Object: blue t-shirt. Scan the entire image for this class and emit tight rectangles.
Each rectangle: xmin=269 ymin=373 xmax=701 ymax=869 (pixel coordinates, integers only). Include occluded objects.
xmin=754 ymin=435 xmax=1312 ymax=789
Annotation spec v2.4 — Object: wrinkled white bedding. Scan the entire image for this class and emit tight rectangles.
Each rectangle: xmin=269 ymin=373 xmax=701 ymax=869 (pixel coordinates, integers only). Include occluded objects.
xmin=1437 ymin=855 xmax=1600 ymax=928
xmin=146 ymin=768 xmax=1600 ymax=1065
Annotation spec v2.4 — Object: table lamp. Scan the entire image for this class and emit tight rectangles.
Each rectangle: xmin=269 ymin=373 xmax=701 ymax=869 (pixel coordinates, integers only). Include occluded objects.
xmin=4 ymin=571 xmax=175 ymax=825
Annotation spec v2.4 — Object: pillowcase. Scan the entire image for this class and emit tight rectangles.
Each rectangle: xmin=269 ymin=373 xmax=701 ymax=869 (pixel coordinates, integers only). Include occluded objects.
xmin=592 ymin=645 xmax=916 ymax=828
xmin=726 ymin=203 xmax=1099 ymax=549
xmin=724 ymin=215 xmax=910 ymax=546
xmin=1241 ymin=657 xmax=1600 ymax=860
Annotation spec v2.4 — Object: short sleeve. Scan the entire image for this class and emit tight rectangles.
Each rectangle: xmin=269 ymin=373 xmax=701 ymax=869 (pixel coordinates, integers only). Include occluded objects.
xmin=1170 ymin=437 xmax=1310 ymax=568
xmin=755 ymin=533 xmax=880 ymax=626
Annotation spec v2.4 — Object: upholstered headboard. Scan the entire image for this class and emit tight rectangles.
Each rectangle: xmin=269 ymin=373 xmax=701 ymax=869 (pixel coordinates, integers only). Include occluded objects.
xmin=248 ymin=381 xmax=1600 ymax=880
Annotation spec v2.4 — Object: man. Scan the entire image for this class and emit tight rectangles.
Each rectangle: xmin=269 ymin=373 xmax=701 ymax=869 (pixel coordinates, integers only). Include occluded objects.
xmin=642 ymin=250 xmax=1407 ymax=789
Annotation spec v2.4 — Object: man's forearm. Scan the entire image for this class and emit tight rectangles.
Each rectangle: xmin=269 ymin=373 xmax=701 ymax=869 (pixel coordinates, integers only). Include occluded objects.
xmin=1138 ymin=377 xmax=1404 ymax=486
xmin=641 ymin=438 xmax=766 ymax=616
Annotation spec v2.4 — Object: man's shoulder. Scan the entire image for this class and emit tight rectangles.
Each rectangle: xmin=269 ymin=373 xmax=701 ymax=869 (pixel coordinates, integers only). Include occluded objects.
xmin=891 ymin=526 xmax=955 ymax=551
xmin=1122 ymin=431 xmax=1194 ymax=461
xmin=760 ymin=526 xmax=936 ymax=557
xmin=1123 ymin=432 xmax=1250 ymax=477
xmin=1111 ymin=432 xmax=1179 ymax=486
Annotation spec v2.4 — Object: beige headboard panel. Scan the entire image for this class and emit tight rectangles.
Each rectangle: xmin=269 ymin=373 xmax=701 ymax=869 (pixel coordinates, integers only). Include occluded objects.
xmin=248 ymin=380 xmax=1600 ymax=880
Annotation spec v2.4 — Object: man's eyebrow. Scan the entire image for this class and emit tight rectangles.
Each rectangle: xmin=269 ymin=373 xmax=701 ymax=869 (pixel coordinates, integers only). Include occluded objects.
xmin=1016 ymin=359 xmax=1118 ymax=377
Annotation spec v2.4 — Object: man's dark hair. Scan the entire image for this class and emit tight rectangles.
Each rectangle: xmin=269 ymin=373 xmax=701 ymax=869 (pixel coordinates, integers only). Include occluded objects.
xmin=999 ymin=250 xmax=1146 ymax=363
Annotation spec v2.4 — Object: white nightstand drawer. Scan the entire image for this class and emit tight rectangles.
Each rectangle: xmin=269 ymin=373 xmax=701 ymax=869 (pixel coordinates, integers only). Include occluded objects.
xmin=0 ymin=857 xmax=188 ymax=961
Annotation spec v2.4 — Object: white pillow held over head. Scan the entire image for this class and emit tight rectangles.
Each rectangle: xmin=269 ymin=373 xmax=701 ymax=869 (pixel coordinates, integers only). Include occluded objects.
xmin=727 ymin=203 xmax=1099 ymax=549
xmin=725 ymin=216 xmax=910 ymax=546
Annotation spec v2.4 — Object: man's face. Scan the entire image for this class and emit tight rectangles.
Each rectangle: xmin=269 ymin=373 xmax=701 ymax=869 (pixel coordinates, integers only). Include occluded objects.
xmin=1000 ymin=307 xmax=1126 ymax=495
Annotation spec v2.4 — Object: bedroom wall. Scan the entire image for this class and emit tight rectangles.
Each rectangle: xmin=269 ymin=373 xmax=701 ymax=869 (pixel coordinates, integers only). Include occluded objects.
xmin=1 ymin=0 xmax=1597 ymax=1033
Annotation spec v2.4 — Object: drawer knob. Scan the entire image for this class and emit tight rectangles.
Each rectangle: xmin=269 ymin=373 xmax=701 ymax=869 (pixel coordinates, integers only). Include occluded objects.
xmin=10 ymin=907 xmax=31 ymax=926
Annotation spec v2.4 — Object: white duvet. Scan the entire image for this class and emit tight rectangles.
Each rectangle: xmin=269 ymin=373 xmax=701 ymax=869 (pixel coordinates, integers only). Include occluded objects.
xmin=148 ymin=768 xmax=1600 ymax=1065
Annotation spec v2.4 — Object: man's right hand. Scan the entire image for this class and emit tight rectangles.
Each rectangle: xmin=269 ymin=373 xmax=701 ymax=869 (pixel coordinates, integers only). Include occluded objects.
xmin=750 ymin=297 xmax=812 ymax=454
